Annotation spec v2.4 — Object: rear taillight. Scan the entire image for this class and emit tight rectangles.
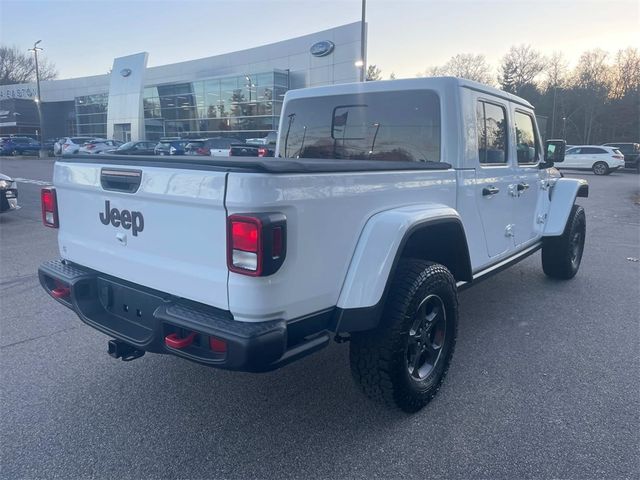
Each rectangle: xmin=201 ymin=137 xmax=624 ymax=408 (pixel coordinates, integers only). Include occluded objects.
xmin=258 ymin=147 xmax=267 ymax=157
xmin=613 ymin=154 xmax=624 ymax=159
xmin=63 ymin=144 xmax=69 ymax=150
xmin=227 ymin=213 xmax=286 ymax=276
xmin=41 ymin=187 xmax=59 ymax=228
xmin=87 ymin=144 xmax=96 ymax=150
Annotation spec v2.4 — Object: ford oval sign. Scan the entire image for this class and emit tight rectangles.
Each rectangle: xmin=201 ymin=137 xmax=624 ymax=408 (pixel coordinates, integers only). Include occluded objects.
xmin=310 ymin=40 xmax=335 ymax=57
xmin=120 ymin=68 xmax=132 ymax=77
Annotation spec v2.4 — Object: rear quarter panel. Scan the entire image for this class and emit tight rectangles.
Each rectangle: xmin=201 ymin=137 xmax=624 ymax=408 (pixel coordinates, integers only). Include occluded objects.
xmin=225 ymin=169 xmax=457 ymax=322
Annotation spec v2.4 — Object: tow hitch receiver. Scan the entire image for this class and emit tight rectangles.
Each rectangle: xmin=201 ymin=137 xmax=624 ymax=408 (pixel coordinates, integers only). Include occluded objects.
xmin=108 ymin=339 xmax=145 ymax=361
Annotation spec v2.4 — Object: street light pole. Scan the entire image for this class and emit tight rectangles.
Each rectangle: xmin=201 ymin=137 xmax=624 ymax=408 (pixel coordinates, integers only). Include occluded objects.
xmin=360 ymin=0 xmax=367 ymax=82
xmin=28 ymin=40 xmax=46 ymax=158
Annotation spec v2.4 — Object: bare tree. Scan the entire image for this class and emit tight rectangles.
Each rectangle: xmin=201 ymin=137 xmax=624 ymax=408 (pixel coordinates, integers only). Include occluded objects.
xmin=366 ymin=64 xmax=383 ymax=81
xmin=0 ymin=45 xmax=58 ymax=85
xmin=609 ymin=47 xmax=640 ymax=98
xmin=421 ymin=54 xmax=491 ymax=84
xmin=570 ymin=49 xmax=612 ymax=143
xmin=543 ymin=52 xmax=568 ymax=91
xmin=421 ymin=65 xmax=448 ymax=77
xmin=572 ymin=49 xmax=611 ymax=90
xmin=444 ymin=53 xmax=493 ymax=84
xmin=498 ymin=44 xmax=545 ymax=93
xmin=543 ymin=52 xmax=569 ymax=137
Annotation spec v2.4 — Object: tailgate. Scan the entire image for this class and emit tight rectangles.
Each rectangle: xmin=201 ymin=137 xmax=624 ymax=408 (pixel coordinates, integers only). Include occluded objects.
xmin=54 ymin=161 xmax=229 ymax=310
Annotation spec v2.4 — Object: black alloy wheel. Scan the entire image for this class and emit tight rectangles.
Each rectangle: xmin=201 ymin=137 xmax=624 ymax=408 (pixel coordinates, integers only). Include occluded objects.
xmin=407 ymin=294 xmax=447 ymax=380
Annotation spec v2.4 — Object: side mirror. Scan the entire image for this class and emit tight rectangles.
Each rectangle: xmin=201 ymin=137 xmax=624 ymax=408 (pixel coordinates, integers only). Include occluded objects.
xmin=544 ymin=139 xmax=566 ymax=166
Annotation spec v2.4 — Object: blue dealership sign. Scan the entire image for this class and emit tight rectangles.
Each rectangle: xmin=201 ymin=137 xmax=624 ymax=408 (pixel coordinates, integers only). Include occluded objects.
xmin=310 ymin=40 xmax=335 ymax=57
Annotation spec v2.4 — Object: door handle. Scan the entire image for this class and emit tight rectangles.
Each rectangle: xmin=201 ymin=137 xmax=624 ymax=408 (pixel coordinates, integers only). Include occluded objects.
xmin=482 ymin=186 xmax=500 ymax=196
xmin=517 ymin=183 xmax=530 ymax=192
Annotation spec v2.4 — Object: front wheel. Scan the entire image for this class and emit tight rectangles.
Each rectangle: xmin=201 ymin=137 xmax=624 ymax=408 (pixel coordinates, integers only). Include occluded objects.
xmin=349 ymin=259 xmax=458 ymax=413
xmin=542 ymin=204 xmax=586 ymax=279
xmin=592 ymin=162 xmax=609 ymax=175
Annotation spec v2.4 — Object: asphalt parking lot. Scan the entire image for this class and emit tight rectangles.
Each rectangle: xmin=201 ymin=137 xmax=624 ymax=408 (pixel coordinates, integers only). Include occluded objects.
xmin=1 ymin=157 xmax=638 ymax=479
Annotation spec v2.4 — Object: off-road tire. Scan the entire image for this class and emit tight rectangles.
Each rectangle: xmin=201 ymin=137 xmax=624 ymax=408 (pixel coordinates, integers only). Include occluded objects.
xmin=349 ymin=259 xmax=458 ymax=413
xmin=542 ymin=204 xmax=586 ymax=279
xmin=592 ymin=162 xmax=609 ymax=175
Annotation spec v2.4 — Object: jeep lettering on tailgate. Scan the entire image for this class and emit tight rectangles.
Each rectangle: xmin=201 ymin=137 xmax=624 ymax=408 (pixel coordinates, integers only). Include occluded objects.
xmin=99 ymin=200 xmax=144 ymax=236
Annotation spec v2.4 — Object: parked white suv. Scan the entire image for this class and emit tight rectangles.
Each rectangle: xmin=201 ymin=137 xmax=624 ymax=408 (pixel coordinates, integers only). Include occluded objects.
xmin=38 ymin=77 xmax=587 ymax=412
xmin=55 ymin=137 xmax=95 ymax=155
xmin=560 ymin=145 xmax=625 ymax=175
xmin=78 ymin=139 xmax=123 ymax=154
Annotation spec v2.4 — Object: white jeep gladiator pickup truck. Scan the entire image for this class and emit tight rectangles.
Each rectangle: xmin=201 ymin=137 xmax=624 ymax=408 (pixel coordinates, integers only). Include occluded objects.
xmin=39 ymin=77 xmax=588 ymax=412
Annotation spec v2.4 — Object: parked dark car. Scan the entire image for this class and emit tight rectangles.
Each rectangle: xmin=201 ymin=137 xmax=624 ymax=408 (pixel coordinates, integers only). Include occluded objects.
xmin=184 ymin=137 xmax=241 ymax=156
xmin=184 ymin=139 xmax=211 ymax=156
xmin=602 ymin=142 xmax=640 ymax=172
xmin=154 ymin=140 xmax=187 ymax=156
xmin=229 ymin=143 xmax=275 ymax=157
xmin=0 ymin=137 xmax=41 ymax=156
xmin=0 ymin=173 xmax=19 ymax=213
xmin=107 ymin=141 xmax=157 ymax=155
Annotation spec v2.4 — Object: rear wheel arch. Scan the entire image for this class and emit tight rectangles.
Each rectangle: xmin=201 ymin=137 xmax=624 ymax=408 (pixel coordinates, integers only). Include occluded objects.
xmin=334 ymin=217 xmax=472 ymax=333
xmin=399 ymin=219 xmax=473 ymax=283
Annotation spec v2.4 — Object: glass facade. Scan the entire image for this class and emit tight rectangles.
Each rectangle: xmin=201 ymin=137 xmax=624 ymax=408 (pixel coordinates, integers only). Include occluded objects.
xmin=75 ymin=93 xmax=108 ymax=138
xmin=143 ymin=70 xmax=288 ymax=141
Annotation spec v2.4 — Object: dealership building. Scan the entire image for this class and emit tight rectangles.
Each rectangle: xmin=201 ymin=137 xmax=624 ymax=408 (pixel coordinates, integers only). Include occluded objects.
xmin=0 ymin=22 xmax=364 ymax=142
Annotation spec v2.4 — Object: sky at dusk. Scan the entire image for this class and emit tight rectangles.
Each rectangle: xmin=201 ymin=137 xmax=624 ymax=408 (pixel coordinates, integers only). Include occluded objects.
xmin=1 ymin=0 xmax=638 ymax=80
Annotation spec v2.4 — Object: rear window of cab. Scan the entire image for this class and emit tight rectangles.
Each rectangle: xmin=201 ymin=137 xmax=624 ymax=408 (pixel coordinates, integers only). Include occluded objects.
xmin=279 ymin=90 xmax=441 ymax=162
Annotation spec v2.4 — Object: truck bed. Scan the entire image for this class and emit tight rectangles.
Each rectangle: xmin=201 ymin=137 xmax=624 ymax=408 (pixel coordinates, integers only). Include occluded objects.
xmin=61 ymin=154 xmax=451 ymax=174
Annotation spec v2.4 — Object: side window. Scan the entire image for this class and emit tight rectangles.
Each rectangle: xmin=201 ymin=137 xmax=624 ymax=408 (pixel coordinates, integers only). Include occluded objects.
xmin=477 ymin=101 xmax=507 ymax=165
xmin=514 ymin=111 xmax=539 ymax=164
xmin=580 ymin=147 xmax=598 ymax=154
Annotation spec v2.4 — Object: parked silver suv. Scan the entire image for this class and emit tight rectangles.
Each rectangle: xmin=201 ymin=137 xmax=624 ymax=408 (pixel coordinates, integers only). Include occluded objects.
xmin=54 ymin=137 xmax=95 ymax=156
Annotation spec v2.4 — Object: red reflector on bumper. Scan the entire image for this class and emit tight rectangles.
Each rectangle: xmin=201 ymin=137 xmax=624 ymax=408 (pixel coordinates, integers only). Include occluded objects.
xmin=209 ymin=337 xmax=227 ymax=353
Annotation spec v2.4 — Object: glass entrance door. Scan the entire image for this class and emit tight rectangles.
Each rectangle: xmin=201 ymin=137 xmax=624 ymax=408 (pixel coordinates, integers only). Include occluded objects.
xmin=114 ymin=123 xmax=131 ymax=142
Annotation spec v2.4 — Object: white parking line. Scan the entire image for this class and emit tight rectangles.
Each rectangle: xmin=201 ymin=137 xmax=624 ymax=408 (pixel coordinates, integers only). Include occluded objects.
xmin=13 ymin=178 xmax=53 ymax=186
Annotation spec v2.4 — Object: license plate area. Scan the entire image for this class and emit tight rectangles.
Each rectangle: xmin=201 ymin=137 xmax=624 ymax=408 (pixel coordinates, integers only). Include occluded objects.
xmin=97 ymin=277 xmax=165 ymax=328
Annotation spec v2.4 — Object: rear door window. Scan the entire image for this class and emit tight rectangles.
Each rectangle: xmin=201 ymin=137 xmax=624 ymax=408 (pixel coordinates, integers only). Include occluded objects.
xmin=477 ymin=101 xmax=508 ymax=165
xmin=583 ymin=147 xmax=607 ymax=154
xmin=279 ymin=90 xmax=441 ymax=162
xmin=617 ymin=144 xmax=633 ymax=154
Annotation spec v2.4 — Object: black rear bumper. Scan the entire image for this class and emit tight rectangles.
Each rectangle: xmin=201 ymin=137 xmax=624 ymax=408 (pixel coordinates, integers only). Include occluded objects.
xmin=38 ymin=259 xmax=330 ymax=372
